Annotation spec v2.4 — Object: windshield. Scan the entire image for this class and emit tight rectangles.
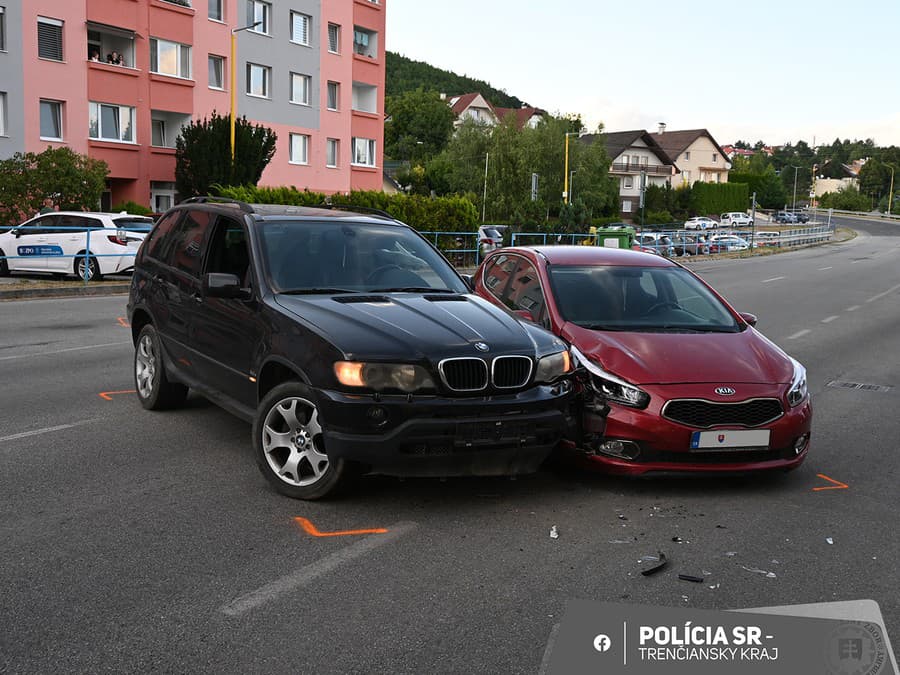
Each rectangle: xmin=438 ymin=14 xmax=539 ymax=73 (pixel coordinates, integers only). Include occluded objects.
xmin=113 ymin=217 xmax=154 ymax=230
xmin=549 ymin=265 xmax=740 ymax=332
xmin=259 ymin=220 xmax=469 ymax=294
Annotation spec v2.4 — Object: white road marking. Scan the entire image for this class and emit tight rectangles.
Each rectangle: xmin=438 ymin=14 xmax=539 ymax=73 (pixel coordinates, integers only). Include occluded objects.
xmin=0 ymin=419 xmax=99 ymax=444
xmin=864 ymin=283 xmax=900 ymax=304
xmin=818 ymin=266 xmax=833 ymax=270
xmin=788 ymin=329 xmax=811 ymax=340
xmin=851 ymin=260 xmax=864 ymax=264
xmin=821 ymin=316 xmax=839 ymax=323
xmin=762 ymin=276 xmax=785 ymax=283
xmin=220 ymin=521 xmax=417 ymax=617
xmin=538 ymin=623 xmax=562 ymax=675
xmin=0 ymin=340 xmax=131 ymax=362
xmin=846 ymin=305 xmax=861 ymax=312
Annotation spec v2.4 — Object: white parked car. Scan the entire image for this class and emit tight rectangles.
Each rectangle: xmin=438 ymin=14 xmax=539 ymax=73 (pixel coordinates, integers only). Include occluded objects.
xmin=0 ymin=211 xmax=153 ymax=280
xmin=478 ymin=225 xmax=508 ymax=255
xmin=709 ymin=234 xmax=750 ymax=251
xmin=720 ymin=212 xmax=753 ymax=227
xmin=684 ymin=216 xmax=719 ymax=230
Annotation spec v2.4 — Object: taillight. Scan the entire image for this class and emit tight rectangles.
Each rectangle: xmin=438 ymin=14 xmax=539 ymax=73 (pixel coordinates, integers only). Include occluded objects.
xmin=108 ymin=232 xmax=127 ymax=246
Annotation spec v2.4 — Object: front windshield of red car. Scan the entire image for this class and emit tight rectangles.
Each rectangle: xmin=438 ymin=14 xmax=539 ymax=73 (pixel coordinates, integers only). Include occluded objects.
xmin=549 ymin=265 xmax=741 ymax=332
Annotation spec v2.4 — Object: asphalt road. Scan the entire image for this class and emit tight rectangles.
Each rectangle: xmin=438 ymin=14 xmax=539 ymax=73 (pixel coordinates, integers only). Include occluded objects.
xmin=1 ymin=217 xmax=899 ymax=674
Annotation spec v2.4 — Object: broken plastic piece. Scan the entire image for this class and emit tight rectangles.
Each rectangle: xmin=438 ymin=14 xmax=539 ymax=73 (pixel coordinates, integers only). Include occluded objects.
xmin=549 ymin=525 xmax=559 ymax=539
xmin=617 ymin=514 xmax=628 ymax=520
xmin=640 ymin=551 xmax=668 ymax=576
xmin=826 ymin=537 xmax=834 ymax=545
xmin=678 ymin=574 xmax=704 ymax=583
xmin=725 ymin=551 xmax=737 ymax=557
xmin=608 ymin=539 xmax=631 ymax=544
xmin=741 ymin=565 xmax=777 ymax=578
xmin=672 ymin=536 xmax=684 ymax=543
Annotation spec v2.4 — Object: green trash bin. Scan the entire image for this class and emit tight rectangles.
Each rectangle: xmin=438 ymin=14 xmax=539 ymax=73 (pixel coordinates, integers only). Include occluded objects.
xmin=587 ymin=225 xmax=635 ymax=249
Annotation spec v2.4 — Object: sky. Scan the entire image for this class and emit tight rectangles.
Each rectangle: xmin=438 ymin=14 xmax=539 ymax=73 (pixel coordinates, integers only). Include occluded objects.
xmin=386 ymin=0 xmax=900 ymax=147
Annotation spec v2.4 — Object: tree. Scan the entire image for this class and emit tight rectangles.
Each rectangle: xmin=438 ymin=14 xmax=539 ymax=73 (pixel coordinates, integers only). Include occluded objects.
xmin=384 ymin=88 xmax=457 ymax=162
xmin=819 ymin=185 xmax=870 ymax=211
xmin=0 ymin=147 xmax=108 ymax=226
xmin=572 ymin=132 xmax=617 ymax=218
xmin=175 ymin=111 xmax=277 ymax=197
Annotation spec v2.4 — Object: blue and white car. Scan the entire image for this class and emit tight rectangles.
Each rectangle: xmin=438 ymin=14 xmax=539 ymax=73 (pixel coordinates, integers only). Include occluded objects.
xmin=0 ymin=211 xmax=152 ymax=280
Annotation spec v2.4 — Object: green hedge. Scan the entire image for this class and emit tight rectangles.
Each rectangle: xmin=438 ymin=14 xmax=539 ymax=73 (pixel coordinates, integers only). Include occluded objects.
xmin=214 ymin=185 xmax=478 ymax=233
xmin=690 ymin=182 xmax=749 ymax=215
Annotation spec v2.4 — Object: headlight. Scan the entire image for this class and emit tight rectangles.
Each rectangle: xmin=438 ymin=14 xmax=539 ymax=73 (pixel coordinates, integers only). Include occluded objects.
xmin=334 ymin=361 xmax=436 ymax=393
xmin=570 ymin=345 xmax=650 ymax=409
xmin=787 ymin=357 xmax=807 ymax=407
xmin=534 ymin=350 xmax=572 ymax=383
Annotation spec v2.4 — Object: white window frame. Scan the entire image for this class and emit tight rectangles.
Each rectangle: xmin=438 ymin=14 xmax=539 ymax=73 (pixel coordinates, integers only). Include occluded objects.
xmin=246 ymin=63 xmax=270 ymax=98
xmin=327 ymin=23 xmax=340 ymax=53
xmin=289 ymin=133 xmax=309 ymax=165
xmin=291 ymin=11 xmax=311 ymax=46
xmin=351 ymin=137 xmax=376 ymax=167
xmin=150 ymin=37 xmax=192 ymax=79
xmin=89 ymin=101 xmax=135 ymax=143
xmin=326 ymin=81 xmax=339 ymax=111
xmin=37 ymin=17 xmax=64 ymax=61
xmin=712 ymin=153 xmax=718 ymax=163
xmin=208 ymin=54 xmax=224 ymax=90
xmin=622 ymin=200 xmax=632 ymax=213
xmin=208 ymin=0 xmax=223 ymax=22
xmin=248 ymin=1 xmax=270 ymax=35
xmin=290 ymin=72 xmax=310 ymax=106
xmin=1 ymin=7 xmax=6 ymax=52
xmin=623 ymin=175 xmax=633 ymax=189
xmin=326 ymin=138 xmax=339 ymax=168
xmin=0 ymin=92 xmax=6 ymax=136
xmin=151 ymin=119 xmax=166 ymax=147
xmin=39 ymin=99 xmax=63 ymax=140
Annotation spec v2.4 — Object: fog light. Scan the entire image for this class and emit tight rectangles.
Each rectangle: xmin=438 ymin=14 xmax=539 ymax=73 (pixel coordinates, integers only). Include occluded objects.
xmin=596 ymin=439 xmax=641 ymax=460
xmin=793 ymin=433 xmax=810 ymax=455
xmin=366 ymin=406 xmax=388 ymax=426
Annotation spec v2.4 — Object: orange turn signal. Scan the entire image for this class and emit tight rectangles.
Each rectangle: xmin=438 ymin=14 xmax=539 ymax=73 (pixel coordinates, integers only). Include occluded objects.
xmin=334 ymin=361 xmax=365 ymax=387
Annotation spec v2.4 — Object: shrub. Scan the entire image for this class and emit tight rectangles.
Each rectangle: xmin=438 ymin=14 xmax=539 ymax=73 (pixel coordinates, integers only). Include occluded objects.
xmin=111 ymin=200 xmax=153 ymax=215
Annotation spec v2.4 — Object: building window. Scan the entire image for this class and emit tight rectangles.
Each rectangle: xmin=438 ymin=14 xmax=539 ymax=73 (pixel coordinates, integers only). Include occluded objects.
xmin=326 ymin=81 xmax=339 ymax=110
xmin=631 ymin=154 xmax=639 ymax=166
xmin=248 ymin=1 xmax=270 ymax=35
xmin=38 ymin=17 xmax=64 ymax=61
xmin=152 ymin=119 xmax=167 ymax=147
xmin=352 ymin=137 xmax=376 ymax=167
xmin=351 ymin=82 xmax=377 ymax=113
xmin=39 ymin=100 xmax=63 ymax=140
xmin=712 ymin=153 xmax=718 ymax=163
xmin=89 ymin=101 xmax=135 ymax=142
xmin=326 ymin=138 xmax=339 ymax=167
xmin=623 ymin=176 xmax=633 ymax=189
xmin=290 ymin=73 xmax=310 ymax=105
xmin=684 ymin=151 xmax=690 ymax=160
xmin=246 ymin=63 xmax=269 ymax=97
xmin=0 ymin=7 xmax=6 ymax=52
xmin=291 ymin=12 xmax=310 ymax=46
xmin=208 ymin=0 xmax=223 ymax=21
xmin=327 ymin=23 xmax=340 ymax=53
xmin=0 ymin=92 xmax=7 ymax=136
xmin=353 ymin=27 xmax=377 ymax=58
xmin=150 ymin=38 xmax=192 ymax=79
xmin=151 ymin=111 xmax=189 ymax=148
xmin=208 ymin=55 xmax=224 ymax=89
xmin=289 ymin=133 xmax=309 ymax=164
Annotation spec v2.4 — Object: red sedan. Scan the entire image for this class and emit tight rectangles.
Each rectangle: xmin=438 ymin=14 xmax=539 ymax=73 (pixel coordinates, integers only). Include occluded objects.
xmin=474 ymin=246 xmax=811 ymax=474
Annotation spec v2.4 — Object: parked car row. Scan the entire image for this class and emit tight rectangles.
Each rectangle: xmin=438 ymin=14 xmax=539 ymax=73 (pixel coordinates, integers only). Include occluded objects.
xmin=773 ymin=211 xmax=809 ymax=224
xmin=127 ymin=198 xmax=811 ymax=500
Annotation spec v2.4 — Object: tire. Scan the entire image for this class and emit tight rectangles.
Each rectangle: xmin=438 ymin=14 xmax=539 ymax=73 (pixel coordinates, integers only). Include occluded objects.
xmin=0 ymin=249 xmax=9 ymax=277
xmin=253 ymin=381 xmax=351 ymax=500
xmin=134 ymin=324 xmax=188 ymax=410
xmin=74 ymin=253 xmax=103 ymax=281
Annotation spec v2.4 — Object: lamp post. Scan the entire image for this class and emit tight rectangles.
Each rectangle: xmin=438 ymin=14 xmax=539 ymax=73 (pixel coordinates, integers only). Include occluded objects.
xmin=887 ymin=164 xmax=896 ymax=216
xmin=231 ymin=21 xmax=262 ymax=162
xmin=563 ymin=132 xmax=579 ymax=204
xmin=790 ymin=165 xmax=801 ymax=212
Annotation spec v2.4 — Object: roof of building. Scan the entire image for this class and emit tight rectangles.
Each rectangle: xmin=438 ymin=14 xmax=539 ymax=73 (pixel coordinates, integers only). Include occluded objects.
xmin=448 ymin=93 xmax=495 ymax=117
xmin=580 ymin=130 xmax=678 ymax=168
xmin=494 ymin=106 xmax=547 ymax=129
xmin=648 ymin=129 xmax=731 ymax=165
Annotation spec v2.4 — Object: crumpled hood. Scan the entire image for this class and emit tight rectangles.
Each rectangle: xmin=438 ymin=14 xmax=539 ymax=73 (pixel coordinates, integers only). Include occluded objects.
xmin=275 ymin=293 xmax=556 ymax=361
xmin=564 ymin=323 xmax=794 ymax=385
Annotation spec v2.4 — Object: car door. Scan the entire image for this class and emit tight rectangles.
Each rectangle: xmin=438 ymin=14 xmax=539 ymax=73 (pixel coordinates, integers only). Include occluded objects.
xmin=190 ymin=215 xmax=263 ymax=409
xmin=9 ymin=216 xmax=58 ymax=272
xmin=46 ymin=214 xmax=88 ymax=273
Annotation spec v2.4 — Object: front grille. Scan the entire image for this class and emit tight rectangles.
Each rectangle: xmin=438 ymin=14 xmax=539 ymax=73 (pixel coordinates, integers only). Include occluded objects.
xmin=439 ymin=358 xmax=488 ymax=391
xmin=662 ymin=398 xmax=783 ymax=428
xmin=492 ymin=356 xmax=533 ymax=389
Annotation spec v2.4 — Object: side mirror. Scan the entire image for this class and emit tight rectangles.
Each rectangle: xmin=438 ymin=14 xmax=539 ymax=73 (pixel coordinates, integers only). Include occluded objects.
xmin=460 ymin=274 xmax=474 ymax=291
xmin=204 ymin=272 xmax=245 ymax=299
xmin=739 ymin=312 xmax=758 ymax=327
xmin=513 ymin=309 xmax=535 ymax=322
xmin=13 ymin=229 xmax=21 ymax=238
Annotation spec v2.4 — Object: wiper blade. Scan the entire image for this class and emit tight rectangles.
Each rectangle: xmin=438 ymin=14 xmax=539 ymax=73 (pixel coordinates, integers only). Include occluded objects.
xmin=369 ymin=287 xmax=458 ymax=293
xmin=280 ymin=288 xmax=356 ymax=295
xmin=578 ymin=323 xmax=625 ymax=331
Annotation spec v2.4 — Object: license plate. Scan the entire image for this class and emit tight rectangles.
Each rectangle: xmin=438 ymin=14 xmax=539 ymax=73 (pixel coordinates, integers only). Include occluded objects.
xmin=690 ymin=429 xmax=770 ymax=450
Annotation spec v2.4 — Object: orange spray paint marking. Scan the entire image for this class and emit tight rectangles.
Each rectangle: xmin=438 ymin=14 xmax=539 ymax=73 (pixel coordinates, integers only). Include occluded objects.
xmin=812 ymin=473 xmax=849 ymax=491
xmin=99 ymin=390 xmax=136 ymax=400
xmin=117 ymin=317 xmax=130 ymax=328
xmin=294 ymin=517 xmax=388 ymax=538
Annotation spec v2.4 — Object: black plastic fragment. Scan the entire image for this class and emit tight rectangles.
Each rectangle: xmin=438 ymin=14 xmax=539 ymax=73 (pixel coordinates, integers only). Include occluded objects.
xmin=640 ymin=551 xmax=668 ymax=576
xmin=678 ymin=574 xmax=704 ymax=583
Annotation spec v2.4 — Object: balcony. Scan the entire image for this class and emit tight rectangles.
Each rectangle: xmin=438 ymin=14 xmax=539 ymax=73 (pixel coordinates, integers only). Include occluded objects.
xmin=87 ymin=23 xmax=136 ymax=69
xmin=610 ymin=162 xmax=674 ymax=176
xmin=352 ymin=26 xmax=377 ymax=59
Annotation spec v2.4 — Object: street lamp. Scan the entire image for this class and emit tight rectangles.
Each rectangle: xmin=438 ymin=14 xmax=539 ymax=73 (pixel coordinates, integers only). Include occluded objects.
xmin=886 ymin=163 xmax=896 ymax=215
xmin=790 ymin=165 xmax=801 ymax=211
xmin=231 ymin=21 xmax=263 ymax=162
xmin=563 ymin=132 xmax=579 ymax=204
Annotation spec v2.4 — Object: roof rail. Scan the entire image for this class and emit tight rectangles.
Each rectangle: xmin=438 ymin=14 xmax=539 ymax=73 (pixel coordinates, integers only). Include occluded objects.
xmin=180 ymin=196 xmax=255 ymax=213
xmin=316 ymin=203 xmax=396 ymax=221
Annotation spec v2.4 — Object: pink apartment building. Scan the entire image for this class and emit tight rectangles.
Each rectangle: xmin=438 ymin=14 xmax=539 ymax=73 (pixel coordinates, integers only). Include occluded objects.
xmin=0 ymin=0 xmax=385 ymax=210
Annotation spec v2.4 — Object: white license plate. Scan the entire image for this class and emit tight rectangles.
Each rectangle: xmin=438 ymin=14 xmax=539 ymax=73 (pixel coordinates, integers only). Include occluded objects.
xmin=690 ymin=429 xmax=770 ymax=450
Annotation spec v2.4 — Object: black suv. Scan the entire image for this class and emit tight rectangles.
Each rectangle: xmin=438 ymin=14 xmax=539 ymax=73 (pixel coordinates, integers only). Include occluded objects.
xmin=127 ymin=198 xmax=575 ymax=499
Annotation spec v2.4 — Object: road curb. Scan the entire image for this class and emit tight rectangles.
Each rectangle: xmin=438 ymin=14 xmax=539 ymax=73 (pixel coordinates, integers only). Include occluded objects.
xmin=0 ymin=283 xmax=131 ymax=301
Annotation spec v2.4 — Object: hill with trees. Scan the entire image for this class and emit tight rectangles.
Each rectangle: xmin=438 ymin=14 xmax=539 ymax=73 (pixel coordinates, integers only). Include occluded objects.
xmin=387 ymin=52 xmax=525 ymax=109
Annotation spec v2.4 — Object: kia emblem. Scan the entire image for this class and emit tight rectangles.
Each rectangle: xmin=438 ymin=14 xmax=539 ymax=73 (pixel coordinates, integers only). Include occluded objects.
xmin=715 ymin=386 xmax=736 ymax=396
xmin=474 ymin=342 xmax=490 ymax=352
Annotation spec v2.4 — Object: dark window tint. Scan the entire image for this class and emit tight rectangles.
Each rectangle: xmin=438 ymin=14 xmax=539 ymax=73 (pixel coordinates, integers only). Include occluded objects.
xmin=145 ymin=210 xmax=183 ymax=262
xmin=205 ymin=218 xmax=251 ymax=285
xmin=168 ymin=210 xmax=213 ymax=276
xmin=18 ymin=216 xmax=56 ymax=236
xmin=503 ymin=258 xmax=545 ymax=319
xmin=55 ymin=215 xmax=92 ymax=234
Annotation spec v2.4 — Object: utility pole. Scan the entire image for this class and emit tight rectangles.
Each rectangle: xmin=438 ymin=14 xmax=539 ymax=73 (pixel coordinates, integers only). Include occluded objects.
xmin=750 ymin=192 xmax=757 ymax=250
xmin=481 ymin=153 xmax=489 ymax=223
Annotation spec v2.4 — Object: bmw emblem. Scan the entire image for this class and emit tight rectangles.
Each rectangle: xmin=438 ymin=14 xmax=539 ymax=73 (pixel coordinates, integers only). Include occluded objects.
xmin=715 ymin=386 xmax=736 ymax=396
xmin=474 ymin=342 xmax=490 ymax=352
